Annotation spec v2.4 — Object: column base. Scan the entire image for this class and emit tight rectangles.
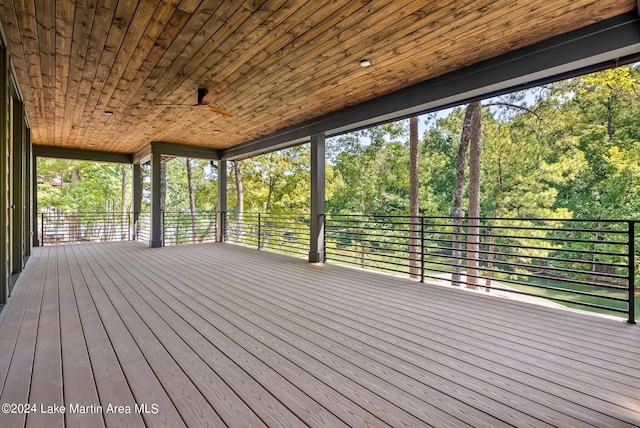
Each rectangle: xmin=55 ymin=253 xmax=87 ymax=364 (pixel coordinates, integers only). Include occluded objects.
xmin=308 ymin=251 xmax=324 ymax=263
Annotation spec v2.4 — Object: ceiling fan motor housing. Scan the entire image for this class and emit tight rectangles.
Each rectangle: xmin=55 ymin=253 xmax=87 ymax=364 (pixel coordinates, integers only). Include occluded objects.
xmin=197 ymin=88 xmax=209 ymax=105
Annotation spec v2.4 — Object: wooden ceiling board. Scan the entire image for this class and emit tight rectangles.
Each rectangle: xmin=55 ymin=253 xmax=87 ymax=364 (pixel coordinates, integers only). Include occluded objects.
xmin=0 ymin=0 xmax=636 ymax=154
xmin=111 ymin=0 xmax=242 ymax=150
xmin=54 ymin=0 xmax=74 ymax=146
xmin=122 ymin=0 xmax=351 ymax=146
xmin=67 ymin=0 xmax=117 ymax=147
xmin=124 ymin=0 xmax=457 ymax=149
xmin=131 ymin=0 xmax=295 ymax=122
xmin=303 ymin=0 xmax=592 ymax=108
xmin=59 ymin=0 xmax=95 ymax=150
xmin=237 ymin=0 xmax=475 ymax=121
xmin=73 ymin=0 xmax=152 ymax=147
xmin=233 ymin=0 xmax=629 ymax=139
xmin=7 ymin=0 xmax=41 ymax=141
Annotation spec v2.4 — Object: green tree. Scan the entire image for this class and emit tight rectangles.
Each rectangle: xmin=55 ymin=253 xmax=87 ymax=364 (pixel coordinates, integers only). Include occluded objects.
xmin=327 ymin=122 xmax=408 ymax=215
xmin=37 ymin=158 xmax=130 ymax=213
xmin=230 ymin=145 xmax=311 ymax=214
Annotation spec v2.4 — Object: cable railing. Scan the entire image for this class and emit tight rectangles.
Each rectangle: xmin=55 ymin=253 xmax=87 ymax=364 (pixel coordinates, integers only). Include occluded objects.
xmin=162 ymin=211 xmax=217 ymax=245
xmin=325 ymin=214 xmax=638 ymax=323
xmin=225 ymin=211 xmax=310 ymax=257
xmin=39 ymin=211 xmax=132 ymax=245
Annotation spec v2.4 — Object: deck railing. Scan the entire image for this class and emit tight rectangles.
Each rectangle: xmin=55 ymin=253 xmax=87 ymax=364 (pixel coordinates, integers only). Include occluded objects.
xmin=225 ymin=211 xmax=310 ymax=257
xmin=40 ymin=210 xmax=637 ymax=321
xmin=325 ymin=214 xmax=638 ymax=323
xmin=162 ymin=211 xmax=217 ymax=245
xmin=136 ymin=212 xmax=151 ymax=242
xmin=39 ymin=211 xmax=132 ymax=245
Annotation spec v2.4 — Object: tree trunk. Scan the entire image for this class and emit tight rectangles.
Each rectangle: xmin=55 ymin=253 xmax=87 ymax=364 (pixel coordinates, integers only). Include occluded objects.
xmin=606 ymin=98 xmax=615 ymax=142
xmin=233 ymin=160 xmax=244 ymax=243
xmin=71 ymin=167 xmax=80 ymax=184
xmin=466 ymin=100 xmax=482 ymax=289
xmin=186 ymin=158 xmax=197 ymax=243
xmin=451 ymin=105 xmax=473 ymax=286
xmin=266 ymin=176 xmax=275 ymax=213
xmin=409 ymin=116 xmax=420 ymax=279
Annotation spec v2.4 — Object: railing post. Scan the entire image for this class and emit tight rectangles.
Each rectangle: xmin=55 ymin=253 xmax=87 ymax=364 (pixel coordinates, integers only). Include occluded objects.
xmin=162 ymin=211 xmax=166 ymax=247
xmin=322 ymin=214 xmax=326 ymax=262
xmin=258 ymin=212 xmax=262 ymax=249
xmin=420 ymin=216 xmax=425 ymax=283
xmin=177 ymin=213 xmax=181 ymax=245
xmin=133 ymin=211 xmax=138 ymax=241
xmin=40 ymin=213 xmax=44 ymax=246
xmin=223 ymin=211 xmax=226 ymax=242
xmin=628 ymin=220 xmax=636 ymax=324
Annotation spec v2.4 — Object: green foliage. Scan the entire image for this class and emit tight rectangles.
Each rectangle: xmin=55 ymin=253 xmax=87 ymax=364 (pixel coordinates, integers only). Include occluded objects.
xmin=228 ymin=145 xmax=311 ymax=214
xmin=37 ymin=158 xmax=130 ymax=213
xmin=327 ymin=123 xmax=410 ymax=215
xmin=163 ymin=158 xmax=217 ymax=213
xmin=323 ymin=64 xmax=640 ymax=225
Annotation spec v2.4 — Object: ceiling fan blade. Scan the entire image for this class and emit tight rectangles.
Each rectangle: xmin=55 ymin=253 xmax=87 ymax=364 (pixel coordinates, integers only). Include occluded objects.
xmin=201 ymin=89 xmax=219 ymax=106
xmin=208 ymin=107 xmax=234 ymax=117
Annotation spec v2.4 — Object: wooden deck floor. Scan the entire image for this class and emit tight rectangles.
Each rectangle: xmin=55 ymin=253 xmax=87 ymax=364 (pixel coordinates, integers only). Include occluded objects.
xmin=0 ymin=242 xmax=639 ymax=427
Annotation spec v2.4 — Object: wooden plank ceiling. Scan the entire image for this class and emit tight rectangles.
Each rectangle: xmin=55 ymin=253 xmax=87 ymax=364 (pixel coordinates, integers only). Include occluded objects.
xmin=0 ymin=0 xmax=635 ymax=155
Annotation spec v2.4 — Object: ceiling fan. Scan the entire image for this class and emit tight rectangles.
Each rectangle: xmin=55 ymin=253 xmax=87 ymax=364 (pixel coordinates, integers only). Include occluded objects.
xmin=162 ymin=88 xmax=234 ymax=117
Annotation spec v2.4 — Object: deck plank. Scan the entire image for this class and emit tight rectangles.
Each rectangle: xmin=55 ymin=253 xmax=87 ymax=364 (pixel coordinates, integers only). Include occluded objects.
xmin=94 ymin=243 xmax=392 ymax=427
xmin=203 ymin=245 xmax=640 ymax=426
xmin=69 ymin=245 xmax=188 ymax=428
xmin=65 ymin=244 xmax=145 ymax=428
xmin=57 ymin=246 xmax=104 ymax=428
xmin=164 ymin=249 xmax=596 ymax=426
xmin=92 ymin=242 xmax=348 ymax=428
xmin=26 ymin=246 xmax=63 ymax=428
xmin=0 ymin=246 xmax=48 ymax=394
xmin=80 ymin=243 xmax=276 ymax=428
xmin=163 ymin=244 xmax=637 ymax=427
xmin=0 ymin=249 xmax=49 ymax=428
xmin=127 ymin=246 xmax=506 ymax=427
xmin=0 ymin=241 xmax=639 ymax=428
